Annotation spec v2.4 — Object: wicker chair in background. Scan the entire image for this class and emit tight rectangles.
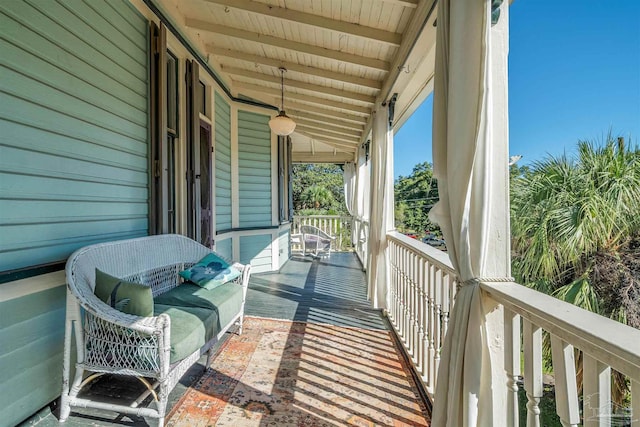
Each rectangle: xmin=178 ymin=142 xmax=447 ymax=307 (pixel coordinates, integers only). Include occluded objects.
xmin=300 ymin=224 xmax=336 ymax=257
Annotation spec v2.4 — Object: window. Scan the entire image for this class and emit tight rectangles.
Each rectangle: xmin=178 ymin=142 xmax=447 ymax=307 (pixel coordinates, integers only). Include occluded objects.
xmin=166 ymin=51 xmax=178 ymax=233
xmin=278 ymin=135 xmax=293 ymax=223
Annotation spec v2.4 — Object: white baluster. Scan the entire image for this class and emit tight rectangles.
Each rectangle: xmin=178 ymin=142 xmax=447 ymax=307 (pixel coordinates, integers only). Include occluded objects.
xmin=428 ymin=262 xmax=436 ymax=389
xmin=505 ymin=308 xmax=521 ymax=427
xmin=434 ymin=267 xmax=443 ymax=384
xmin=417 ymin=257 xmax=426 ymax=376
xmin=583 ymin=354 xmax=611 ymax=427
xmin=441 ymin=272 xmax=450 ymax=339
xmin=523 ymin=319 xmax=542 ymax=427
xmin=550 ymin=336 xmax=580 ymax=427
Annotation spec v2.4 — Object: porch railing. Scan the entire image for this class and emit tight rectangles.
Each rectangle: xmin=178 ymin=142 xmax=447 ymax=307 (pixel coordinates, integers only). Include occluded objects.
xmin=386 ymin=230 xmax=640 ymax=426
xmin=292 ymin=215 xmax=353 ymax=252
xmin=353 ymin=216 xmax=369 ymax=268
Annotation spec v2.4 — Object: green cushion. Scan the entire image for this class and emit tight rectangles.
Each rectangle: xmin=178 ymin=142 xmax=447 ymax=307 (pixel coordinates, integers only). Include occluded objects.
xmin=154 ymin=304 xmax=219 ymax=364
xmin=179 ymin=253 xmax=241 ymax=290
xmin=94 ymin=269 xmax=153 ymax=317
xmin=154 ymin=282 xmax=244 ymax=329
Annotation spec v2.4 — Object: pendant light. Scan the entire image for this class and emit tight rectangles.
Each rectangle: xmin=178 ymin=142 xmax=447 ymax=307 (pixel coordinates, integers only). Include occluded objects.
xmin=269 ymin=67 xmax=296 ymax=136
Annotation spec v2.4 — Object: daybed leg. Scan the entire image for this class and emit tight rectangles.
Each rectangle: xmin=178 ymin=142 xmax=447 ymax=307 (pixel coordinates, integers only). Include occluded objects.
xmin=60 ymin=316 xmax=74 ymax=422
xmin=61 ymin=295 xmax=85 ymax=422
xmin=156 ymin=382 xmax=168 ymax=427
xmin=237 ymin=315 xmax=244 ymax=335
xmin=206 ymin=347 xmax=215 ymax=368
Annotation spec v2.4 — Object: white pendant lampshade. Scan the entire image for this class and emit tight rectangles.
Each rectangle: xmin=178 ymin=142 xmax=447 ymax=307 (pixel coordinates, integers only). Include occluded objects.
xmin=269 ymin=67 xmax=296 ymax=136
xmin=269 ymin=110 xmax=296 ymax=136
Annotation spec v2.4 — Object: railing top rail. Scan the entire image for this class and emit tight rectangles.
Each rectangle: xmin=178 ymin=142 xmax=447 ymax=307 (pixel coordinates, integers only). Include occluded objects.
xmin=387 ymin=230 xmax=457 ymax=278
xmin=293 ymin=215 xmax=352 ymax=219
xmin=482 ymin=281 xmax=640 ymax=379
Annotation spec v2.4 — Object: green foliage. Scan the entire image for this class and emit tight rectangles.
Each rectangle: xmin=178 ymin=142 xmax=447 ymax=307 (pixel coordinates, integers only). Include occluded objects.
xmin=511 ymin=134 xmax=640 ymax=406
xmin=511 ymin=135 xmax=640 ymax=292
xmin=292 ymin=164 xmax=346 ymax=214
xmin=394 ymin=162 xmax=440 ymax=236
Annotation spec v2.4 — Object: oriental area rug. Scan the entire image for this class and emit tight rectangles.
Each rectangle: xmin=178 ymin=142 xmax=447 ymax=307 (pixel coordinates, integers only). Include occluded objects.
xmin=166 ymin=316 xmax=430 ymax=427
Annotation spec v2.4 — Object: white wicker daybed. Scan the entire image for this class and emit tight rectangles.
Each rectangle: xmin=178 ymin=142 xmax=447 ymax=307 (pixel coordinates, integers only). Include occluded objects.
xmin=60 ymin=234 xmax=251 ymax=426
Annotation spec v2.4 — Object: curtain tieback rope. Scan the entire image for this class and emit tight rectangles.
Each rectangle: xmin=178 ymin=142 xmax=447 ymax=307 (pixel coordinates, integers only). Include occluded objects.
xmin=460 ymin=277 xmax=515 ymax=287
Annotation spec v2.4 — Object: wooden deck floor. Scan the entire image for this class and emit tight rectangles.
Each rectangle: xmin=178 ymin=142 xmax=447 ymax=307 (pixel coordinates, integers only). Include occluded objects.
xmin=23 ymin=253 xmax=396 ymax=427
xmin=246 ymin=252 xmax=385 ymax=329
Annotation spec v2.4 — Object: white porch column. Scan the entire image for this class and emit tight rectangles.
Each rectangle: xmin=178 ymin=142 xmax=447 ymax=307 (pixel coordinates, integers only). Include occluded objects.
xmin=428 ymin=0 xmax=510 ymax=426
xmin=366 ymin=105 xmax=395 ymax=309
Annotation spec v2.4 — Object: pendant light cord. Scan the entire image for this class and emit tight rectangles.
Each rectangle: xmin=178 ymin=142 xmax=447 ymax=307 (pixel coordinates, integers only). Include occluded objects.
xmin=280 ymin=68 xmax=285 ymax=112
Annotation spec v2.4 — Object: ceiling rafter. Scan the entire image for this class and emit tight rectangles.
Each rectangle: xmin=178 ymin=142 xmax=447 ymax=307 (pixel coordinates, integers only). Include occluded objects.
xmin=187 ymin=21 xmax=390 ymax=71
xmin=287 ymin=110 xmax=365 ymax=130
xmin=295 ymin=125 xmax=361 ymax=144
xmin=238 ymin=86 xmax=369 ymax=124
xmin=379 ymin=0 xmax=419 ymax=8
xmin=295 ymin=129 xmax=358 ymax=151
xmin=284 ymin=101 xmax=368 ymax=124
xmin=222 ymin=66 xmax=375 ymax=104
xmin=293 ymin=152 xmax=355 ymax=164
xmin=233 ymin=81 xmax=371 ymax=115
xmin=209 ymin=48 xmax=383 ymax=90
xmin=291 ymin=118 xmax=362 ymax=137
xmin=200 ymin=0 xmax=402 ymax=46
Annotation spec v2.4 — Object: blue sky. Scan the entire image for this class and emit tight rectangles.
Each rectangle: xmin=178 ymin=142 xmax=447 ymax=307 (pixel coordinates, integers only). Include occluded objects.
xmin=394 ymin=1 xmax=640 ymax=178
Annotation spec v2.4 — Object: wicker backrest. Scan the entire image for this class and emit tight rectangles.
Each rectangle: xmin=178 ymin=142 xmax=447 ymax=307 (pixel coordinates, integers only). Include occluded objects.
xmin=300 ymin=224 xmax=333 ymax=239
xmin=65 ymin=234 xmax=213 ymax=315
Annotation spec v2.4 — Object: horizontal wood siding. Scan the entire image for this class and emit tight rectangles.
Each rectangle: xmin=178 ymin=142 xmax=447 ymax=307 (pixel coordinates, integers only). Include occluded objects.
xmin=240 ymin=234 xmax=272 ymax=273
xmin=0 ymin=0 xmax=148 ymax=272
xmin=0 ymin=284 xmax=66 ymax=427
xmin=214 ymin=93 xmax=232 ymax=232
xmin=279 ymin=228 xmax=290 ymax=269
xmin=215 ymin=238 xmax=233 ymax=261
xmin=237 ymin=111 xmax=272 ymax=228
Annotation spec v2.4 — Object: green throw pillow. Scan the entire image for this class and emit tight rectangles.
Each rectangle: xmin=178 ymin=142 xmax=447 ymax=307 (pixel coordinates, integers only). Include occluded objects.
xmin=179 ymin=253 xmax=241 ymax=290
xmin=94 ymin=269 xmax=154 ymax=317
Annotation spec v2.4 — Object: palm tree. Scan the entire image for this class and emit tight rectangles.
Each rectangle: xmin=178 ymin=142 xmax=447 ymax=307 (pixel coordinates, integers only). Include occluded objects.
xmin=511 ymin=135 xmax=640 ymax=404
xmin=300 ymin=185 xmax=335 ymax=210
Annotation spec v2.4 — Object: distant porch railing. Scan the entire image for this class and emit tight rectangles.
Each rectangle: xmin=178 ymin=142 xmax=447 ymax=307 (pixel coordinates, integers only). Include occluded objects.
xmin=292 ymin=215 xmax=354 ymax=253
xmin=386 ymin=230 xmax=640 ymax=426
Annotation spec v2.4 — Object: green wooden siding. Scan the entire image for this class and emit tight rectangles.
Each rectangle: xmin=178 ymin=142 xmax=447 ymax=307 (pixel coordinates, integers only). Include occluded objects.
xmin=0 ymin=284 xmax=66 ymax=427
xmin=240 ymin=234 xmax=272 ymax=273
xmin=278 ymin=228 xmax=290 ymax=269
xmin=0 ymin=0 xmax=148 ymax=272
xmin=215 ymin=238 xmax=233 ymax=261
xmin=215 ymin=93 xmax=232 ymax=232
xmin=238 ymin=111 xmax=272 ymax=228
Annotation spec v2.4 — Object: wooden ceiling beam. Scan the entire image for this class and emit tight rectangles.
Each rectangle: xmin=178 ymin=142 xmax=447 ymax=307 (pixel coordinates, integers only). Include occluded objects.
xmin=233 ymin=81 xmax=371 ymax=115
xmin=222 ymin=66 xmax=375 ymax=104
xmin=294 ymin=129 xmax=359 ymax=148
xmin=292 ymin=152 xmax=355 ymax=164
xmin=201 ymin=0 xmax=402 ymax=46
xmin=285 ymin=102 xmax=368 ymax=124
xmin=287 ymin=110 xmax=365 ymax=130
xmin=187 ymin=20 xmax=390 ymax=71
xmin=236 ymin=87 xmax=369 ymax=124
xmin=379 ymin=0 xmax=419 ymax=8
xmin=209 ymin=48 xmax=382 ymax=90
xmin=291 ymin=118 xmax=362 ymax=138
xmin=295 ymin=125 xmax=361 ymax=144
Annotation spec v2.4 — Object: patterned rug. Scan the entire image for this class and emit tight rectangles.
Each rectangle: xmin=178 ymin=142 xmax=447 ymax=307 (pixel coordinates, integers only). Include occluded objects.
xmin=167 ymin=317 xmax=430 ymax=426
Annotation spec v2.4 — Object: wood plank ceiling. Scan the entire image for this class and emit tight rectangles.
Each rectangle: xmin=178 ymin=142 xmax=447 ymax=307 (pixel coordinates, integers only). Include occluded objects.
xmin=157 ymin=0 xmax=437 ymax=163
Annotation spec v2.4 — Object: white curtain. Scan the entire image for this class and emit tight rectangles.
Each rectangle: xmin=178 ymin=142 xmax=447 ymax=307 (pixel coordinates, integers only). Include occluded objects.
xmin=367 ymin=107 xmax=394 ymax=309
xmin=343 ymin=162 xmax=356 ymax=215
xmin=357 ymin=145 xmax=370 ymax=222
xmin=428 ymin=0 xmax=511 ymax=426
